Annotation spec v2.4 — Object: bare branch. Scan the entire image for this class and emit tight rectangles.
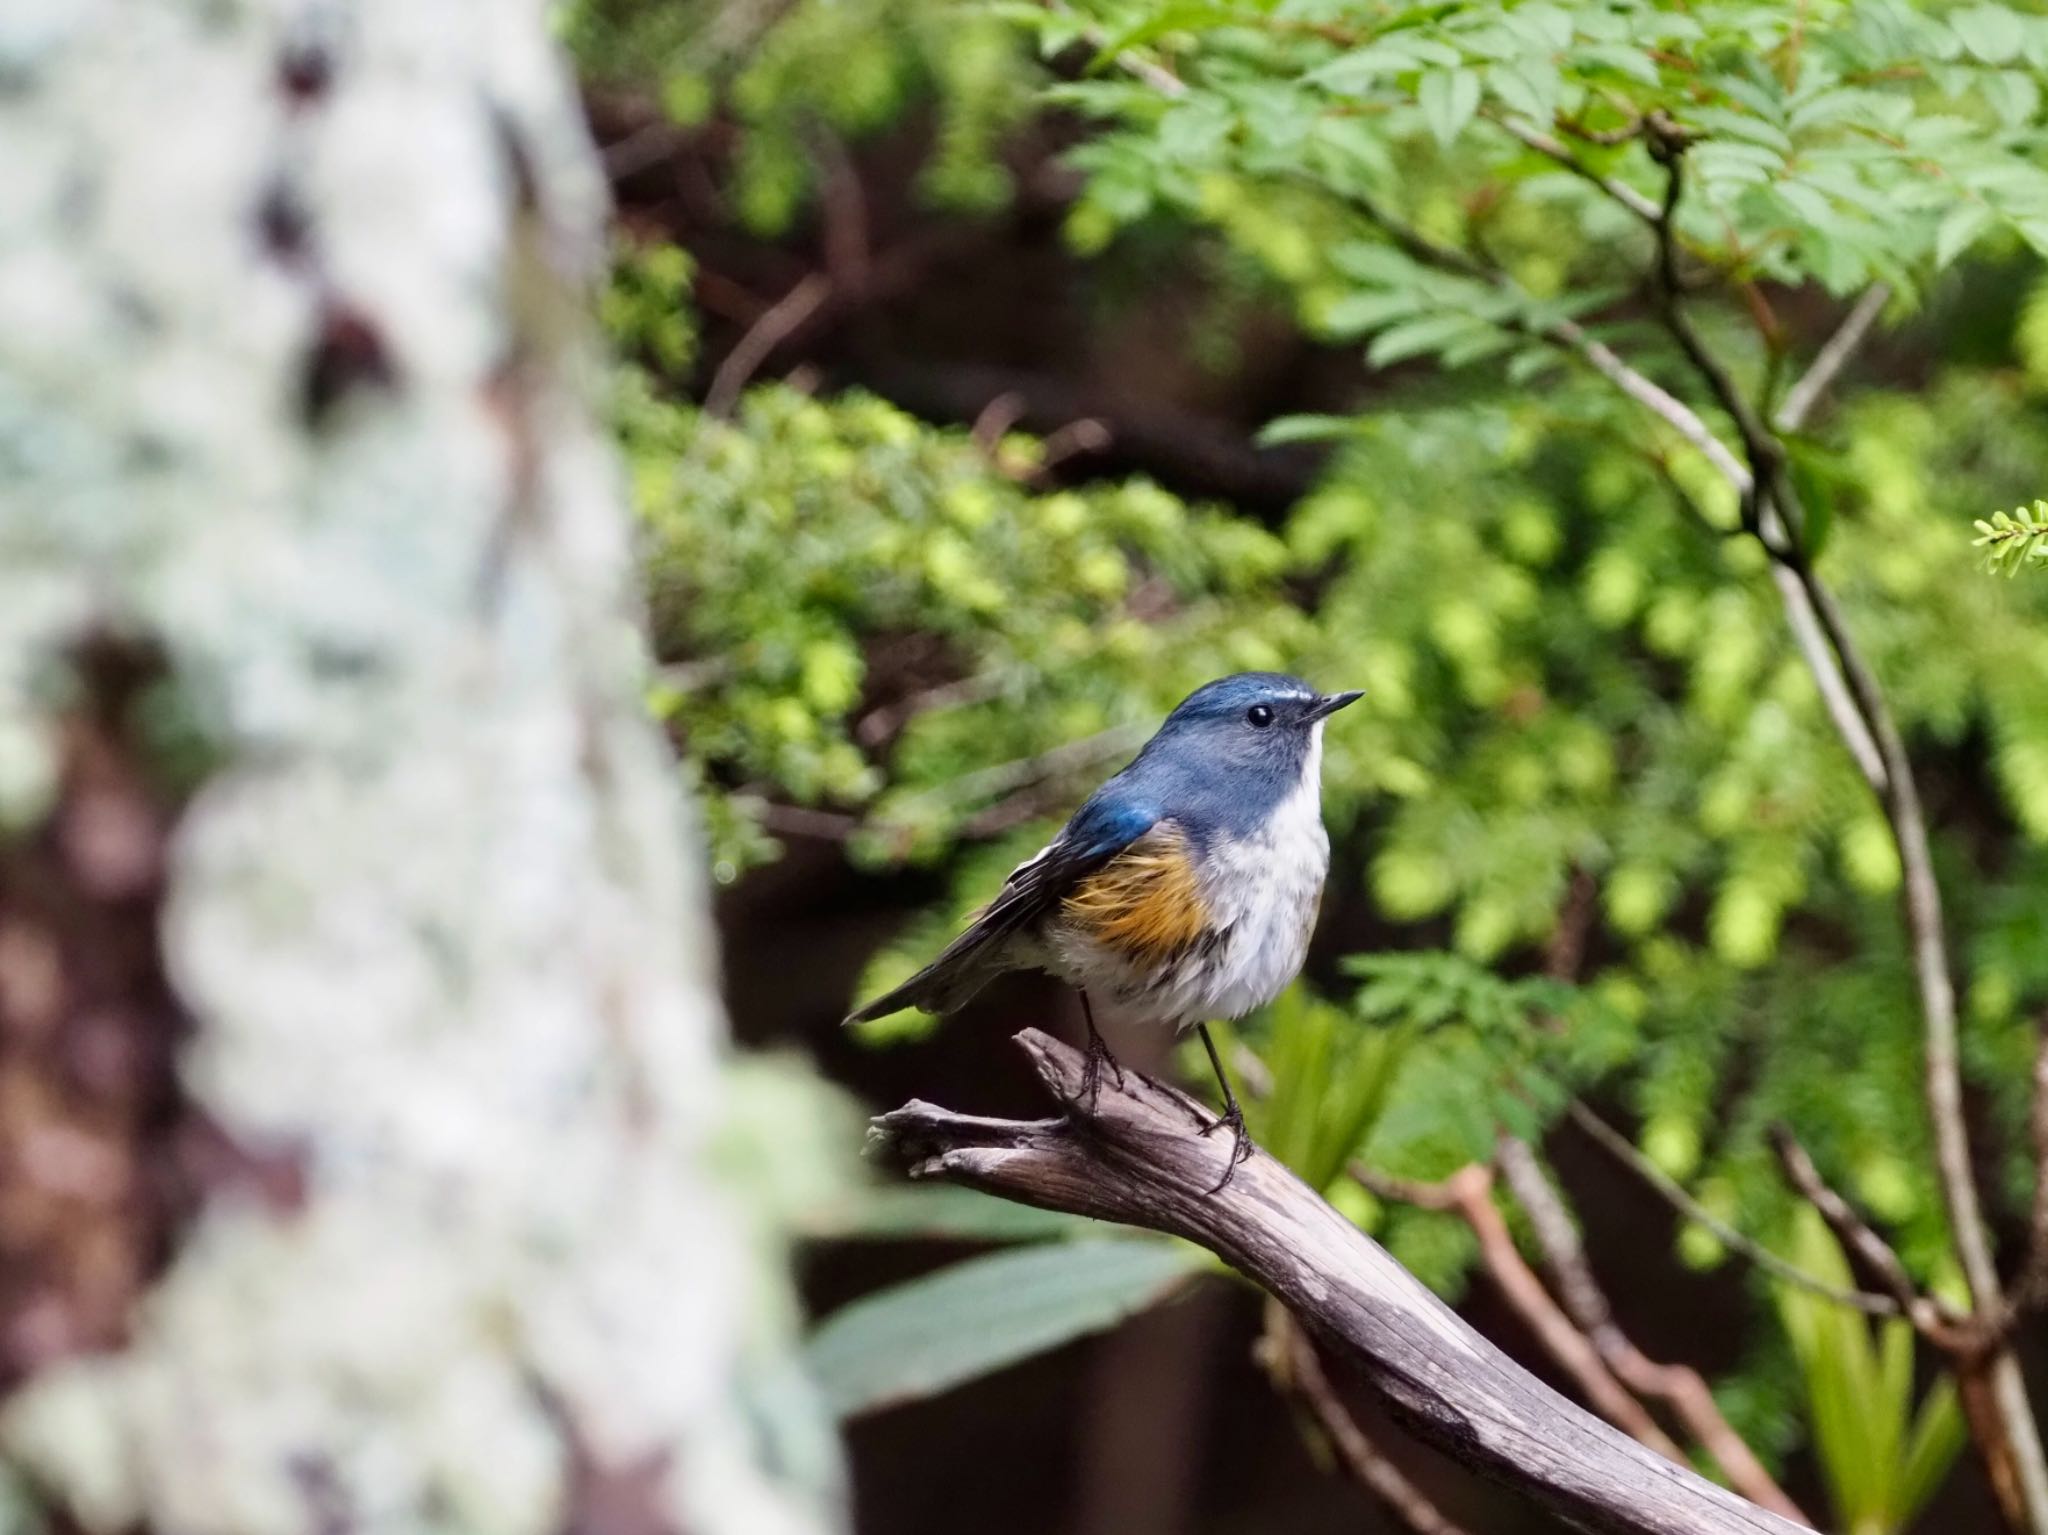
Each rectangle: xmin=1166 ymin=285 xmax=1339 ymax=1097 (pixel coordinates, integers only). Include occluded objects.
xmin=1775 ymin=284 xmax=1890 ymax=433
xmin=704 ymin=272 xmax=832 ymax=417
xmin=1354 ymin=1161 xmax=1688 ymax=1463
xmin=749 ymin=800 xmax=863 ymax=842
xmin=1768 ymin=1127 xmax=1969 ymax=1348
xmin=1643 ymin=139 xmax=2048 ymax=1523
xmin=872 ymin=1030 xmax=1808 ymax=1535
xmin=1564 ymin=1103 xmax=1899 ymax=1317
xmin=1488 ymin=113 xmax=1662 ymax=224
xmin=1494 ymin=1138 xmax=1811 ymax=1525
xmin=1327 ymin=183 xmax=1887 ymax=785
xmin=1260 ymin=1304 xmax=1475 ymax=1535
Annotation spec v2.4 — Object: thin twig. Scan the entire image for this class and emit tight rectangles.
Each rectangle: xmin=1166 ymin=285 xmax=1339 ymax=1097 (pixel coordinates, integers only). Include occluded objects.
xmin=1353 ymin=1161 xmax=1688 ymax=1462
xmin=1260 ymin=1304 xmax=1475 ymax=1535
xmin=703 ymin=272 xmax=832 ymax=416
xmin=1768 ymin=1126 xmax=1969 ymax=1347
xmin=1565 ymin=1102 xmax=1899 ymax=1317
xmin=1343 ymin=184 xmax=1886 ymax=784
xmin=1489 ymin=113 xmax=1661 ymax=224
xmin=854 ymin=672 xmax=1010 ymax=748
xmin=749 ymin=800 xmax=863 ymax=842
xmin=1495 ymin=1137 xmax=1812 ymax=1526
xmin=1775 ymin=284 xmax=1890 ymax=432
xmin=921 ymin=724 xmax=1146 ymax=808
xmin=1642 ymin=133 xmax=1786 ymax=531
xmin=1049 ymin=0 xmax=1188 ymax=97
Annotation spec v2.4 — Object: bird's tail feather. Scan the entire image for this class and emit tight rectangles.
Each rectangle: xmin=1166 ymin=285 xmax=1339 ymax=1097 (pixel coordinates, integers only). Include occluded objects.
xmin=841 ymin=926 xmax=1009 ymax=1026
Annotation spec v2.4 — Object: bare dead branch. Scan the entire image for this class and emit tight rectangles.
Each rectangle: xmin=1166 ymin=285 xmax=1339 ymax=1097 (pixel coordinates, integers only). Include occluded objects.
xmin=1353 ymin=1161 xmax=1687 ymax=1463
xmin=1495 ymin=1137 xmax=1811 ymax=1525
xmin=1774 ymin=284 xmax=1890 ymax=432
xmin=1259 ymin=1303 xmax=1476 ymax=1535
xmin=870 ymin=1030 xmax=1808 ymax=1535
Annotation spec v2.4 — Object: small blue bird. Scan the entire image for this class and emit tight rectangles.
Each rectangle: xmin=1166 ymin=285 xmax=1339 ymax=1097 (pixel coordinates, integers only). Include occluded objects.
xmin=845 ymin=673 xmax=1361 ymax=1188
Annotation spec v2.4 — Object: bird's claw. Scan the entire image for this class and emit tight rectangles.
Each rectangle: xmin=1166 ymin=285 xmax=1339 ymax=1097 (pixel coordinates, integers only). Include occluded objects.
xmin=1078 ymin=1028 xmax=1126 ymax=1112
xmin=1198 ymin=1102 xmax=1254 ymax=1193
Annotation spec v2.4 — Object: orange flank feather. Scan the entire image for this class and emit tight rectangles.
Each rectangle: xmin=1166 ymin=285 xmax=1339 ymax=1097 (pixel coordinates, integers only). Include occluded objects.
xmin=1061 ymin=826 xmax=1210 ymax=961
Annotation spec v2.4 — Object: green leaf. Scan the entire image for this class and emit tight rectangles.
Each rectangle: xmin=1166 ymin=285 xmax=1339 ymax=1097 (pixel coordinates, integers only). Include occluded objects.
xmin=1367 ymin=312 xmax=1491 ymax=367
xmin=806 ymin=1240 xmax=1207 ymax=1417
xmin=1419 ymin=67 xmax=1481 ymax=147
xmin=1088 ymin=0 xmax=1243 ymax=67
xmin=1257 ymin=413 xmax=1369 ymax=445
xmin=1935 ymin=203 xmax=1995 ymax=269
xmin=1897 ymin=1377 xmax=1968 ymax=1526
xmin=1953 ymin=4 xmax=2024 ymax=64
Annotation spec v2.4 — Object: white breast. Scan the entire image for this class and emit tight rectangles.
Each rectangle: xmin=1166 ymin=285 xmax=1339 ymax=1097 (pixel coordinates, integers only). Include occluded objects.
xmin=1190 ymin=734 xmax=1329 ymax=1025
xmin=1049 ymin=727 xmax=1331 ymax=1030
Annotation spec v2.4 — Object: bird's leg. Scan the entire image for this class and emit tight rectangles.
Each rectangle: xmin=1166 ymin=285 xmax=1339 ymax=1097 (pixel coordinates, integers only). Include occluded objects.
xmin=1194 ymin=1022 xmax=1253 ymax=1193
xmin=1076 ymin=988 xmax=1125 ymax=1109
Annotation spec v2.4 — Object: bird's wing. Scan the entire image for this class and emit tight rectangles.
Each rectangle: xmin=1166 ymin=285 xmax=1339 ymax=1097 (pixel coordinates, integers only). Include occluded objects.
xmin=842 ymin=796 xmax=1158 ymax=1024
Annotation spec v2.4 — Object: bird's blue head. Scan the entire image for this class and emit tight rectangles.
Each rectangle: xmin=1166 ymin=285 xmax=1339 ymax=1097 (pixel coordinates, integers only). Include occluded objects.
xmin=1125 ymin=673 xmax=1362 ymax=829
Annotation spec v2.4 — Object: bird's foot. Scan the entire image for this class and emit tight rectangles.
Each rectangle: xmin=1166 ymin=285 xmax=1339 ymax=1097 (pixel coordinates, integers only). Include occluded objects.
xmin=1079 ymin=1028 xmax=1127 ymax=1111
xmin=1197 ymin=1102 xmax=1254 ymax=1193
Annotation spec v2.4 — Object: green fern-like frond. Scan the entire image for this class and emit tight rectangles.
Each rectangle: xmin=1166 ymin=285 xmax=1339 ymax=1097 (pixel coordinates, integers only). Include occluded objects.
xmin=1974 ymin=502 xmax=2048 ymax=576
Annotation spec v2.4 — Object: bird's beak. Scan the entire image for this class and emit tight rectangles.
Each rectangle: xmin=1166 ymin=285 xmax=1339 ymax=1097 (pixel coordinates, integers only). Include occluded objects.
xmin=1306 ymin=689 xmax=1364 ymax=722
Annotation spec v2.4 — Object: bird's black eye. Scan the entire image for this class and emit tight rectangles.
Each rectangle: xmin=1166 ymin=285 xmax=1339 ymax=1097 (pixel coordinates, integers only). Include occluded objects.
xmin=1246 ymin=704 xmax=1275 ymax=728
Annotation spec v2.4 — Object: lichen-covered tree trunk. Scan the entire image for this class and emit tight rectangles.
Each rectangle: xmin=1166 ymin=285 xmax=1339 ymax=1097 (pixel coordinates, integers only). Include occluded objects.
xmin=0 ymin=5 xmax=840 ymax=1534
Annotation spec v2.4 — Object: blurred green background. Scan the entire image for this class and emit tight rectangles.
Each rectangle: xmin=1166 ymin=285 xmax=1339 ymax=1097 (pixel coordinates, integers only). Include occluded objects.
xmin=572 ymin=0 xmax=2048 ymax=1529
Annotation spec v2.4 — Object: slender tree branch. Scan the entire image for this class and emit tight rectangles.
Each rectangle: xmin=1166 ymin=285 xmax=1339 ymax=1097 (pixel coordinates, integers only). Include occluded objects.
xmin=872 ymin=1031 xmax=1808 ymax=1535
xmin=704 ymin=272 xmax=832 ymax=416
xmin=1495 ymin=1138 xmax=1811 ymax=1526
xmin=1631 ymin=137 xmax=2046 ymax=1524
xmin=1774 ymin=284 xmax=1890 ymax=432
xmin=1641 ymin=131 xmax=1787 ymax=533
xmin=750 ymin=800 xmax=864 ymax=842
xmin=1259 ymin=1304 xmax=1475 ymax=1535
xmin=1352 ymin=1161 xmax=1689 ymax=1463
xmin=1564 ymin=1103 xmax=1899 ymax=1317
xmin=1546 ymin=318 xmax=1751 ymax=487
xmin=1768 ymin=1127 xmax=1971 ymax=1348
xmin=854 ymin=672 xmax=1009 ymax=748
xmin=1330 ymin=182 xmax=1886 ymax=784
xmin=1488 ymin=113 xmax=1662 ymax=224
